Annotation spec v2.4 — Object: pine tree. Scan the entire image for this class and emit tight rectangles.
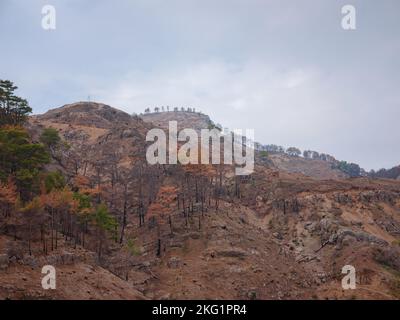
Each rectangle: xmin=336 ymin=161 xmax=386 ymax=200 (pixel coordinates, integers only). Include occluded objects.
xmin=92 ymin=204 xmax=117 ymax=259
xmin=0 ymin=80 xmax=32 ymax=126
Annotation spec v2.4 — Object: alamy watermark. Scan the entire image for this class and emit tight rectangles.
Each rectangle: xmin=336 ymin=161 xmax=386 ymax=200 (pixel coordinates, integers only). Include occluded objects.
xmin=41 ymin=5 xmax=56 ymax=30
xmin=341 ymin=5 xmax=356 ymax=30
xmin=341 ymin=265 xmax=356 ymax=290
xmin=41 ymin=265 xmax=56 ymax=290
xmin=145 ymin=121 xmax=255 ymax=175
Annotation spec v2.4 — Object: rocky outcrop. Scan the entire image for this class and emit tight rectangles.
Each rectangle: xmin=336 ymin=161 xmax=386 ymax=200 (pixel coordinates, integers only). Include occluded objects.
xmin=272 ymin=198 xmax=300 ymax=214
xmin=167 ymin=256 xmax=182 ymax=269
xmin=358 ymin=190 xmax=398 ymax=205
xmin=0 ymin=254 xmax=9 ymax=270
xmin=335 ymin=229 xmax=388 ymax=246
xmin=333 ymin=192 xmax=353 ymax=205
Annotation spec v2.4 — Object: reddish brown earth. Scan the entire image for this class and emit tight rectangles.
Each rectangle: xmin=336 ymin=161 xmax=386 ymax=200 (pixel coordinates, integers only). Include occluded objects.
xmin=1 ymin=103 xmax=400 ymax=300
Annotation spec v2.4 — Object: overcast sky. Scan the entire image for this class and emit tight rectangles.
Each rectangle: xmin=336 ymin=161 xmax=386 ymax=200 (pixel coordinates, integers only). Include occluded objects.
xmin=1 ymin=0 xmax=399 ymax=170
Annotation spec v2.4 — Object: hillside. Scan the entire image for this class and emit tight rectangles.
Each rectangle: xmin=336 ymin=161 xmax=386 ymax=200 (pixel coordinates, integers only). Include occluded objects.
xmin=371 ymin=165 xmax=400 ymax=180
xmin=269 ymin=153 xmax=348 ymax=180
xmin=140 ymin=110 xmax=348 ymax=180
xmin=0 ymin=234 xmax=146 ymax=300
xmin=140 ymin=110 xmax=213 ymax=133
xmin=1 ymin=102 xmax=400 ymax=300
xmin=34 ymin=102 xmax=134 ymax=128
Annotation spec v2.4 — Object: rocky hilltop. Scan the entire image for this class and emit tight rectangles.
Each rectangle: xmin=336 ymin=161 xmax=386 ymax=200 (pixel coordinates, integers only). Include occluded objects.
xmin=1 ymin=102 xmax=400 ymax=300
xmin=35 ymin=102 xmax=133 ymax=128
xmin=140 ymin=109 xmax=350 ymax=180
xmin=140 ymin=110 xmax=213 ymax=133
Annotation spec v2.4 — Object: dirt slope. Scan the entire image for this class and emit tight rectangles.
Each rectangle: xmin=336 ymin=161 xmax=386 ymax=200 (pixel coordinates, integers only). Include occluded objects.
xmin=1 ymin=102 xmax=399 ymax=300
xmin=269 ymin=153 xmax=348 ymax=180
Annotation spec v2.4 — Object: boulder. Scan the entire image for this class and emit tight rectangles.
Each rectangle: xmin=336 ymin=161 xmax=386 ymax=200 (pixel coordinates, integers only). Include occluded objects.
xmin=247 ymin=289 xmax=257 ymax=300
xmin=0 ymin=254 xmax=9 ymax=270
xmin=21 ymin=255 xmax=38 ymax=268
xmin=167 ymin=256 xmax=182 ymax=269
xmin=215 ymin=248 xmax=247 ymax=259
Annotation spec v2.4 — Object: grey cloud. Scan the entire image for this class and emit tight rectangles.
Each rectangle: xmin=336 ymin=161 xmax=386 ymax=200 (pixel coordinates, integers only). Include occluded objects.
xmin=0 ymin=0 xmax=399 ymax=170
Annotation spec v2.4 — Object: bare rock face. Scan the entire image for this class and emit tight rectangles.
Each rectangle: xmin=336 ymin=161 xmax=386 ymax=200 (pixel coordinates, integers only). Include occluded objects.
xmin=335 ymin=229 xmax=388 ymax=246
xmin=0 ymin=254 xmax=9 ymax=270
xmin=212 ymin=248 xmax=248 ymax=259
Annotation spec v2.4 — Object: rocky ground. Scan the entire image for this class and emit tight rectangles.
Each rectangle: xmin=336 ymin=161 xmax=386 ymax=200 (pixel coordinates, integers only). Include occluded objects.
xmin=1 ymin=102 xmax=400 ymax=300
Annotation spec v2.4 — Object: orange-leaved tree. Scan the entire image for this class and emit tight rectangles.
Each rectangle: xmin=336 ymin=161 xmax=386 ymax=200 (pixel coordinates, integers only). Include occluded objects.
xmin=0 ymin=177 xmax=17 ymax=218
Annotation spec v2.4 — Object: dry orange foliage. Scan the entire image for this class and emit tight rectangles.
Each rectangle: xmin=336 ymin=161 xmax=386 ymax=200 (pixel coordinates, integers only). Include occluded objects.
xmin=183 ymin=163 xmax=216 ymax=176
xmin=147 ymin=186 xmax=178 ymax=220
xmin=73 ymin=175 xmax=101 ymax=196
xmin=0 ymin=177 xmax=18 ymax=215
xmin=40 ymin=188 xmax=79 ymax=214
